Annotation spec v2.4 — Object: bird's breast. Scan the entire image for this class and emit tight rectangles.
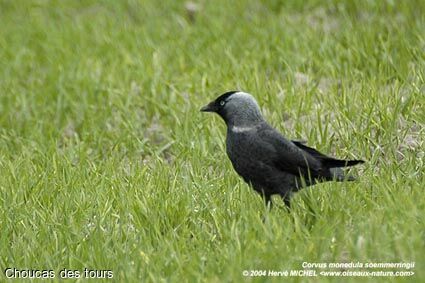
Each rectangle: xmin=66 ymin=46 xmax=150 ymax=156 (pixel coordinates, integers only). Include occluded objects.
xmin=225 ymin=131 xmax=251 ymax=158
xmin=226 ymin=132 xmax=264 ymax=172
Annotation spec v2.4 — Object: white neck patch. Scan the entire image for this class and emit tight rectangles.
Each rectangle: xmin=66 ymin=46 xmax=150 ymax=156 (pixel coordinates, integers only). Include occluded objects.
xmin=230 ymin=125 xmax=254 ymax=133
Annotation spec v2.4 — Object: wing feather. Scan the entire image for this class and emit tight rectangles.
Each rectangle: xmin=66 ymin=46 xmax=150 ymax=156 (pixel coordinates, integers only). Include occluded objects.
xmin=292 ymin=140 xmax=365 ymax=168
xmin=257 ymin=125 xmax=326 ymax=179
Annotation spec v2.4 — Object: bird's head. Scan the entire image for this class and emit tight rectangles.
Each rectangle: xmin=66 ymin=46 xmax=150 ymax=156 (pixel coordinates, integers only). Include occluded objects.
xmin=200 ymin=91 xmax=264 ymax=127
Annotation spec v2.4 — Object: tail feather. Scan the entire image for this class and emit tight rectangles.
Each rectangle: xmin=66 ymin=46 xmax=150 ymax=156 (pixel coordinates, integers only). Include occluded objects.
xmin=323 ymin=159 xmax=365 ymax=168
xmin=292 ymin=140 xmax=365 ymax=168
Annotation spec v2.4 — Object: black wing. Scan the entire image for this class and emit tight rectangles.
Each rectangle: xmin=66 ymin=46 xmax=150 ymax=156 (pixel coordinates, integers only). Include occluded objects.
xmin=257 ymin=125 xmax=327 ymax=179
xmin=291 ymin=140 xmax=364 ymax=168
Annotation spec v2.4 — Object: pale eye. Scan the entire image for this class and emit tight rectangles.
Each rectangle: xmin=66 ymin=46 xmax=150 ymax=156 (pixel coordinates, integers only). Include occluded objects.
xmin=220 ymin=100 xmax=226 ymax=106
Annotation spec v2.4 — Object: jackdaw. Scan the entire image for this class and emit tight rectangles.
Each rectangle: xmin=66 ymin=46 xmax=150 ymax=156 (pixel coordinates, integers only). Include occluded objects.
xmin=201 ymin=91 xmax=364 ymax=207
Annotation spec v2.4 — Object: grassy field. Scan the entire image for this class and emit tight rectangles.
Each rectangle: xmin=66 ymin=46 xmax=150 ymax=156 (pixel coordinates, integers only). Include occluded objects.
xmin=0 ymin=0 xmax=424 ymax=282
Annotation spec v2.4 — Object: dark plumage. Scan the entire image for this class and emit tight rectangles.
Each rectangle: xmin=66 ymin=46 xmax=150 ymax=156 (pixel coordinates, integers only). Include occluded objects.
xmin=201 ymin=91 xmax=364 ymax=207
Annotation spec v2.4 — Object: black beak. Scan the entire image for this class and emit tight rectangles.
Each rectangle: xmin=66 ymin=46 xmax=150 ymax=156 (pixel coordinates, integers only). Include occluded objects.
xmin=200 ymin=101 xmax=215 ymax=112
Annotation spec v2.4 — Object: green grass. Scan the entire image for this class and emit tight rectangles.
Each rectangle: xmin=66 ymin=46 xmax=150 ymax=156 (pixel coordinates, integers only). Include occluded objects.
xmin=0 ymin=0 xmax=424 ymax=282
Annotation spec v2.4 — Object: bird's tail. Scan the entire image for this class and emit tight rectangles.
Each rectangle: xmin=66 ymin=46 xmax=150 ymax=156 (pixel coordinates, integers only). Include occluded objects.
xmin=323 ymin=158 xmax=364 ymax=168
xmin=291 ymin=140 xmax=364 ymax=168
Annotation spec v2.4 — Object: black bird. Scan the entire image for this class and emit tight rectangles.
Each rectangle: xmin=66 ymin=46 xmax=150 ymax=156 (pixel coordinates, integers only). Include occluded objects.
xmin=201 ymin=91 xmax=364 ymax=207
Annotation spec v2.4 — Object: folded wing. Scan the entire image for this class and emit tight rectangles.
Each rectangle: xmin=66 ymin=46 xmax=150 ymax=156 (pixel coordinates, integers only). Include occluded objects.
xmin=257 ymin=124 xmax=364 ymax=181
xmin=291 ymin=140 xmax=364 ymax=168
xmin=258 ymin=126 xmax=327 ymax=179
